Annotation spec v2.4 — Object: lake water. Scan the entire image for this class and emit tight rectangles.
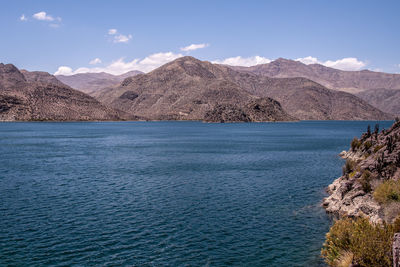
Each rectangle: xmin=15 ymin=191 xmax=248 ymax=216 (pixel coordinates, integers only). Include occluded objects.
xmin=0 ymin=121 xmax=394 ymax=266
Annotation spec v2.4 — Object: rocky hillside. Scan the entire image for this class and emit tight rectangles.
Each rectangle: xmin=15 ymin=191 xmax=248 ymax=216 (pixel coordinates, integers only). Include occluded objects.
xmin=204 ymin=98 xmax=296 ymax=122
xmin=323 ymin=120 xmax=400 ymax=223
xmin=0 ymin=63 xmax=130 ymax=121
xmin=94 ymin=56 xmax=391 ymax=121
xmin=56 ymin=70 xmax=143 ymax=94
xmin=357 ymin=88 xmax=400 ymax=116
xmin=232 ymin=58 xmax=400 ymax=94
xmin=94 ymin=57 xmax=295 ymax=122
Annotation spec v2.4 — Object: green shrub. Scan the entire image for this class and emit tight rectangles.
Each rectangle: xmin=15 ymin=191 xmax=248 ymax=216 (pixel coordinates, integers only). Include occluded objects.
xmin=343 ymin=159 xmax=356 ymax=176
xmin=321 ymin=217 xmax=394 ymax=267
xmin=363 ymin=141 xmax=373 ymax=151
xmin=373 ymin=144 xmax=385 ymax=153
xmin=360 ymin=170 xmax=372 ymax=193
xmin=351 ymin=137 xmax=362 ymax=151
xmin=374 ymin=180 xmax=400 ymax=204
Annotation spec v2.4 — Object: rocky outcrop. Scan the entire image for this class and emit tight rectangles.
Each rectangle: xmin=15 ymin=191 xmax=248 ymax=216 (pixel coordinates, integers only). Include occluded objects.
xmin=204 ymin=98 xmax=295 ymax=122
xmin=323 ymin=120 xmax=400 ymax=224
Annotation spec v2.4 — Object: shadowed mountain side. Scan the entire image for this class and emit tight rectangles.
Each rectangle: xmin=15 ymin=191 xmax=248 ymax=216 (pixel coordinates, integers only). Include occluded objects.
xmin=357 ymin=88 xmax=400 ymax=116
xmin=95 ymin=56 xmax=392 ymax=121
xmin=56 ymin=70 xmax=143 ymax=94
xmin=232 ymin=58 xmax=400 ymax=93
xmin=204 ymin=98 xmax=296 ymax=122
xmin=0 ymin=63 xmax=137 ymax=121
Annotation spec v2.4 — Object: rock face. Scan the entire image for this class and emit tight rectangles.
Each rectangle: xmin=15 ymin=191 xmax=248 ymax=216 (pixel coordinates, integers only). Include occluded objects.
xmin=357 ymin=88 xmax=400 ymax=116
xmin=204 ymin=98 xmax=296 ymax=122
xmin=94 ymin=56 xmax=391 ymax=121
xmin=56 ymin=70 xmax=143 ymax=94
xmin=323 ymin=120 xmax=400 ymax=224
xmin=232 ymin=58 xmax=400 ymax=94
xmin=0 ymin=63 xmax=130 ymax=121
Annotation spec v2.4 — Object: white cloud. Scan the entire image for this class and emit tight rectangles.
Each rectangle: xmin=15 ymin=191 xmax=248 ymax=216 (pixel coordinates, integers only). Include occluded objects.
xmin=324 ymin=58 xmax=366 ymax=71
xmin=212 ymin=56 xmax=272 ymax=67
xmin=108 ymin=29 xmax=117 ymax=35
xmin=20 ymin=14 xmax=27 ymax=21
xmin=54 ymin=66 xmax=74 ymax=75
xmin=296 ymin=56 xmax=367 ymax=71
xmin=33 ymin=11 xmax=55 ymax=21
xmin=114 ymin=34 xmax=132 ymax=43
xmin=54 ymin=52 xmax=183 ymax=76
xmin=107 ymin=29 xmax=132 ymax=43
xmin=89 ymin=58 xmax=102 ymax=65
xmin=295 ymin=56 xmax=319 ymax=65
xmin=180 ymin=43 xmax=209 ymax=52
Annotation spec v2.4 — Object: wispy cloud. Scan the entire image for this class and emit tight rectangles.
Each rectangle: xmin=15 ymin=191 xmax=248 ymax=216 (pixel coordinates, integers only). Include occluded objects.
xmin=296 ymin=56 xmax=367 ymax=71
xmin=212 ymin=56 xmax=272 ymax=67
xmin=114 ymin=34 xmax=132 ymax=43
xmin=180 ymin=43 xmax=209 ymax=52
xmin=108 ymin=29 xmax=117 ymax=35
xmin=19 ymin=11 xmax=62 ymax=27
xmin=89 ymin=58 xmax=102 ymax=65
xmin=19 ymin=14 xmax=27 ymax=21
xmin=55 ymin=52 xmax=183 ymax=75
xmin=32 ymin=11 xmax=61 ymax=22
xmin=107 ymin=29 xmax=132 ymax=43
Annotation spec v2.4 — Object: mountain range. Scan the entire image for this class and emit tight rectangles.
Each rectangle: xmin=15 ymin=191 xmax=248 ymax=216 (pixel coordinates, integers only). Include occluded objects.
xmin=232 ymin=58 xmax=400 ymax=93
xmin=0 ymin=56 xmax=398 ymax=122
xmin=0 ymin=63 xmax=131 ymax=121
xmin=56 ymin=70 xmax=143 ymax=94
xmin=93 ymin=56 xmax=390 ymax=121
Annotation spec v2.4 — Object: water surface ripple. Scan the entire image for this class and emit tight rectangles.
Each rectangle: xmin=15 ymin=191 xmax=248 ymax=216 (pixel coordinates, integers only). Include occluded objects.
xmin=0 ymin=121 xmax=393 ymax=266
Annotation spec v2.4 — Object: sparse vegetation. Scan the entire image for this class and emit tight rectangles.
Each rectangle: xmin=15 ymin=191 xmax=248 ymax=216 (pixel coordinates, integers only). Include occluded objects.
xmin=374 ymin=124 xmax=380 ymax=139
xmin=366 ymin=125 xmax=371 ymax=138
xmin=342 ymin=159 xmax=356 ymax=176
xmin=363 ymin=140 xmax=373 ymax=151
xmin=373 ymin=180 xmax=400 ymax=204
xmin=322 ymin=217 xmax=399 ymax=267
xmin=374 ymin=144 xmax=385 ymax=153
xmin=360 ymin=170 xmax=372 ymax=193
xmin=375 ymin=152 xmax=386 ymax=175
xmin=351 ymin=137 xmax=362 ymax=151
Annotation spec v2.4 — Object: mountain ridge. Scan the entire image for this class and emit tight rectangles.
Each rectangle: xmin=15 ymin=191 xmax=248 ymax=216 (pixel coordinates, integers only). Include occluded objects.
xmin=56 ymin=70 xmax=143 ymax=94
xmin=94 ymin=56 xmax=391 ymax=121
xmin=0 ymin=63 xmax=134 ymax=121
xmin=231 ymin=58 xmax=400 ymax=93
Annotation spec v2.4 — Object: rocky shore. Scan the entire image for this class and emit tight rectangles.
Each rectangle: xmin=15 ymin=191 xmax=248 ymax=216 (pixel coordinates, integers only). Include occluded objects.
xmin=323 ymin=119 xmax=400 ymax=224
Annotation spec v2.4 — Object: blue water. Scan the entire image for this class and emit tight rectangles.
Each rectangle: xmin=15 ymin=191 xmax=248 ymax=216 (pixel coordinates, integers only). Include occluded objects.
xmin=0 ymin=121 xmax=394 ymax=266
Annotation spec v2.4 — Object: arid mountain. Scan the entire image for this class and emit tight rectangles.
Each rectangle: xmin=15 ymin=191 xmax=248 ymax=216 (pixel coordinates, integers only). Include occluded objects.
xmin=0 ymin=63 xmax=130 ymax=121
xmin=94 ymin=57 xmax=295 ymax=122
xmin=21 ymin=69 xmax=67 ymax=87
xmin=56 ymin=70 xmax=143 ymax=94
xmin=357 ymin=88 xmax=400 ymax=116
xmin=232 ymin=58 xmax=400 ymax=93
xmin=95 ymin=56 xmax=391 ymax=121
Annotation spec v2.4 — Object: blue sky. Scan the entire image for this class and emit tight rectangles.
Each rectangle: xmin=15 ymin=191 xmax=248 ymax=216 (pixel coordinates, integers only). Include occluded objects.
xmin=1 ymin=0 xmax=400 ymax=75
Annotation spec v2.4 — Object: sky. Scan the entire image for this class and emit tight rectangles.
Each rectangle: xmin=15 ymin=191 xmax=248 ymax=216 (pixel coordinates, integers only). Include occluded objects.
xmin=1 ymin=0 xmax=400 ymax=75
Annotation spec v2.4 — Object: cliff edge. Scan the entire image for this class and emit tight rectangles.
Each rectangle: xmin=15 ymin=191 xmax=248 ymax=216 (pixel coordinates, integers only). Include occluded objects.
xmin=323 ymin=120 xmax=400 ymax=224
